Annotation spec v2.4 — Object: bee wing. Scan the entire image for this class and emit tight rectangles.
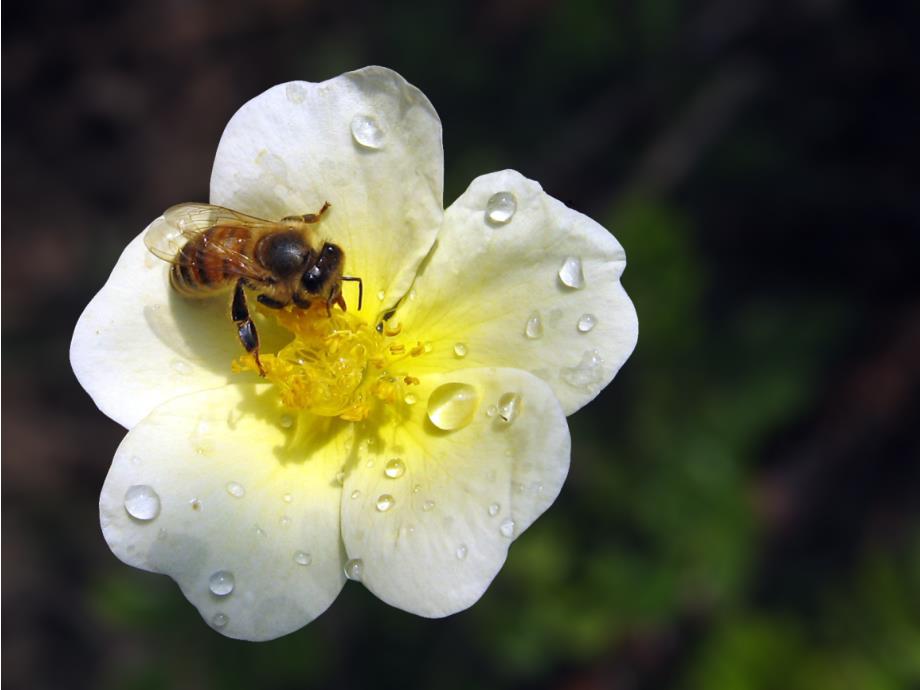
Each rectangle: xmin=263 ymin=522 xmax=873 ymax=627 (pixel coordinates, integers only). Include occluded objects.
xmin=143 ymin=203 xmax=278 ymax=264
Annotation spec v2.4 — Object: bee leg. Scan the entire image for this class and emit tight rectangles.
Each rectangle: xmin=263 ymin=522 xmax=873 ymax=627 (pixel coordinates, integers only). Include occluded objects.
xmin=297 ymin=201 xmax=331 ymax=224
xmin=232 ymin=280 xmax=265 ymax=377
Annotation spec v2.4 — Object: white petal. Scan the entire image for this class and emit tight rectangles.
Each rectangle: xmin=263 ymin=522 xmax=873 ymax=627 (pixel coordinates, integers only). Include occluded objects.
xmin=99 ymin=384 xmax=347 ymax=640
xmin=396 ymin=169 xmax=638 ymax=415
xmin=210 ymin=66 xmax=444 ymax=317
xmin=340 ymin=368 xmax=570 ymax=617
xmin=70 ymin=229 xmax=256 ymax=429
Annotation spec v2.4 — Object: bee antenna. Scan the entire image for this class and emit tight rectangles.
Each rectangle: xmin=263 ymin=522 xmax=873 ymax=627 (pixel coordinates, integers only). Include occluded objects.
xmin=342 ymin=276 xmax=363 ymax=310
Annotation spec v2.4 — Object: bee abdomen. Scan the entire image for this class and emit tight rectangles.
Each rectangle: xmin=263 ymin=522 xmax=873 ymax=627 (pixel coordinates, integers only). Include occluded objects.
xmin=169 ymin=225 xmax=256 ymax=296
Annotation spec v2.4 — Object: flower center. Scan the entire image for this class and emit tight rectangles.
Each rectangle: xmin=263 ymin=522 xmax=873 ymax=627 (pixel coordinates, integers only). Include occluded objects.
xmin=233 ymin=304 xmax=421 ymax=421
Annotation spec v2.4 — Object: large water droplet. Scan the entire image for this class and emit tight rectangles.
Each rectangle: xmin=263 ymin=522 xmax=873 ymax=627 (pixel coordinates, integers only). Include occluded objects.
xmin=456 ymin=544 xmax=468 ymax=560
xmin=499 ymin=518 xmax=516 ymax=538
xmin=225 ymin=481 xmax=245 ymax=498
xmin=577 ymin=314 xmax=597 ymax=333
xmin=344 ymin=558 xmax=364 ymax=581
xmin=208 ymin=570 xmax=235 ymax=596
xmin=212 ymin=612 xmax=229 ymax=629
xmin=427 ymin=382 xmax=479 ymax=430
xmin=560 ymin=349 xmax=606 ymax=390
xmin=497 ymin=392 xmax=522 ymax=424
xmin=384 ymin=458 xmax=406 ymax=479
xmin=558 ymin=256 xmax=585 ymax=289
xmin=376 ymin=494 xmax=395 ymax=512
xmin=293 ymin=551 xmax=312 ymax=566
xmin=485 ymin=192 xmax=517 ymax=225
xmin=351 ymin=115 xmax=385 ymax=149
xmin=124 ymin=485 xmax=160 ymax=521
xmin=488 ymin=502 xmax=501 ymax=517
xmin=524 ymin=311 xmax=543 ymax=339
xmin=453 ymin=342 xmax=468 ymax=358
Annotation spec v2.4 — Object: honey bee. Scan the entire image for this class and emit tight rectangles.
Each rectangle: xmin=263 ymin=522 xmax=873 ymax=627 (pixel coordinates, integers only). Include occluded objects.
xmin=144 ymin=202 xmax=363 ymax=376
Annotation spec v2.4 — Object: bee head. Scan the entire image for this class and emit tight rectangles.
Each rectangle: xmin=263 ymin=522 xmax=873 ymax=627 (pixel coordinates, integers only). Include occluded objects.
xmin=298 ymin=243 xmax=344 ymax=305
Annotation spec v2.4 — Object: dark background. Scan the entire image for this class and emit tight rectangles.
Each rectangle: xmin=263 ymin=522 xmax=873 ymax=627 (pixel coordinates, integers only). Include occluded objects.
xmin=4 ymin=1 xmax=920 ymax=689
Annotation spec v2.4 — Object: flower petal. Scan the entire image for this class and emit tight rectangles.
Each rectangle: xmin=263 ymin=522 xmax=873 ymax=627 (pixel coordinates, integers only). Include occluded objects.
xmin=396 ymin=169 xmax=638 ymax=415
xmin=70 ymin=230 xmax=257 ymax=429
xmin=340 ymin=367 xmax=570 ymax=617
xmin=210 ymin=66 xmax=444 ymax=318
xmin=99 ymin=384 xmax=347 ymax=640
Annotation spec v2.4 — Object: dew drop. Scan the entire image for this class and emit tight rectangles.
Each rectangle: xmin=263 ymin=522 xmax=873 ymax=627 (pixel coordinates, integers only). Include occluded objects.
xmin=422 ymin=500 xmax=435 ymax=511
xmin=190 ymin=498 xmax=202 ymax=511
xmin=558 ymin=256 xmax=585 ymax=289
xmin=225 ymin=481 xmax=245 ymax=498
xmin=285 ymin=83 xmax=306 ymax=104
xmin=456 ymin=544 xmax=468 ymax=560
xmin=335 ymin=471 xmax=346 ymax=485
xmin=254 ymin=526 xmax=267 ymax=538
xmin=280 ymin=515 xmax=291 ymax=528
xmin=129 ymin=455 xmax=141 ymax=466
xmin=123 ymin=485 xmax=160 ymax=521
xmin=376 ymin=289 xmax=386 ymax=302
xmin=404 ymin=393 xmax=418 ymax=406
xmin=489 ymin=502 xmax=501 ymax=517
xmin=497 ymin=392 xmax=522 ymax=424
xmin=486 ymin=405 xmax=497 ymax=417
xmin=524 ymin=311 xmax=543 ymax=339
xmin=279 ymin=414 xmax=294 ymax=429
xmin=282 ymin=493 xmax=293 ymax=503
xmin=453 ymin=342 xmax=468 ymax=358
xmin=499 ymin=518 xmax=516 ymax=538
xmin=208 ymin=570 xmax=235 ymax=596
xmin=577 ymin=314 xmax=597 ymax=333
xmin=427 ymin=382 xmax=480 ymax=430
xmin=485 ymin=191 xmax=517 ymax=225
xmin=344 ymin=558 xmax=364 ymax=581
xmin=293 ymin=551 xmax=312 ymax=566
xmin=412 ymin=484 xmax=422 ymax=494
xmin=384 ymin=458 xmax=406 ymax=478
xmin=171 ymin=359 xmax=192 ymax=375
xmin=376 ymin=494 xmax=395 ymax=512
xmin=212 ymin=612 xmax=229 ymax=629
xmin=560 ymin=349 xmax=606 ymax=390
xmin=351 ymin=115 xmax=385 ymax=149
xmin=350 ymin=489 xmax=361 ymax=500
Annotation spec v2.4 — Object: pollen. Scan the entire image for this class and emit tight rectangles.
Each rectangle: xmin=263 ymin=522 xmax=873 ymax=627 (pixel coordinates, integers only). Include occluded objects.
xmin=233 ymin=304 xmax=421 ymax=420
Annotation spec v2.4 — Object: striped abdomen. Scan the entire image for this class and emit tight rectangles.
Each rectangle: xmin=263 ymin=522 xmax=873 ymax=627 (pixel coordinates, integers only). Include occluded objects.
xmin=170 ymin=225 xmax=263 ymax=297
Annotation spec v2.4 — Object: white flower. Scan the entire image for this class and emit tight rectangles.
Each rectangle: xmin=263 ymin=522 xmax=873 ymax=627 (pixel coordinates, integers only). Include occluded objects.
xmin=70 ymin=66 xmax=637 ymax=641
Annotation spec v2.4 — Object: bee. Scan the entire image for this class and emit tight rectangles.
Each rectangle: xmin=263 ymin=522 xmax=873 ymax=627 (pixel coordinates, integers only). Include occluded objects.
xmin=144 ymin=202 xmax=363 ymax=376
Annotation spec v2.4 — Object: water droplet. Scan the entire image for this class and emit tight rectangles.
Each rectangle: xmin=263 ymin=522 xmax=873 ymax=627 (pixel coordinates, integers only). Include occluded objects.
xmin=489 ymin=502 xmax=501 ymax=517
xmin=404 ymin=393 xmax=417 ymax=406
xmin=456 ymin=544 xmax=468 ymax=560
xmin=171 ymin=359 xmax=192 ymax=375
xmin=577 ymin=314 xmax=597 ymax=333
xmin=279 ymin=414 xmax=294 ymax=429
xmin=384 ymin=458 xmax=405 ymax=478
xmin=376 ymin=289 xmax=386 ymax=302
xmin=285 ymin=83 xmax=306 ymax=104
xmin=427 ymin=382 xmax=480 ymax=430
xmin=351 ymin=114 xmax=385 ymax=149
xmin=422 ymin=500 xmax=435 ymax=511
xmin=486 ymin=405 xmax=497 ymax=417
xmin=558 ymin=256 xmax=585 ymax=289
xmin=208 ymin=570 xmax=235 ymax=596
xmin=335 ymin=471 xmax=346 ymax=485
xmin=123 ymin=485 xmax=160 ymax=521
xmin=225 ymin=481 xmax=245 ymax=498
xmin=485 ymin=191 xmax=517 ymax=224
xmin=500 ymin=518 xmax=516 ymax=538
xmin=453 ymin=342 xmax=468 ymax=358
xmin=350 ymin=489 xmax=361 ymax=500
xmin=190 ymin=498 xmax=201 ymax=511
xmin=496 ymin=392 xmax=522 ymax=424
xmin=560 ymin=349 xmax=606 ymax=390
xmin=344 ymin=558 xmax=364 ymax=581
xmin=280 ymin=515 xmax=291 ymax=528
xmin=365 ymin=459 xmax=375 ymax=469
xmin=293 ymin=551 xmax=312 ymax=566
xmin=376 ymin=494 xmax=395 ymax=512
xmin=157 ymin=528 xmax=168 ymax=540
xmin=282 ymin=493 xmax=293 ymax=503
xmin=524 ymin=311 xmax=543 ymax=339
xmin=129 ymin=455 xmax=141 ymax=466
xmin=212 ymin=612 xmax=229 ymax=629
xmin=412 ymin=484 xmax=422 ymax=494
xmin=254 ymin=526 xmax=267 ymax=538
